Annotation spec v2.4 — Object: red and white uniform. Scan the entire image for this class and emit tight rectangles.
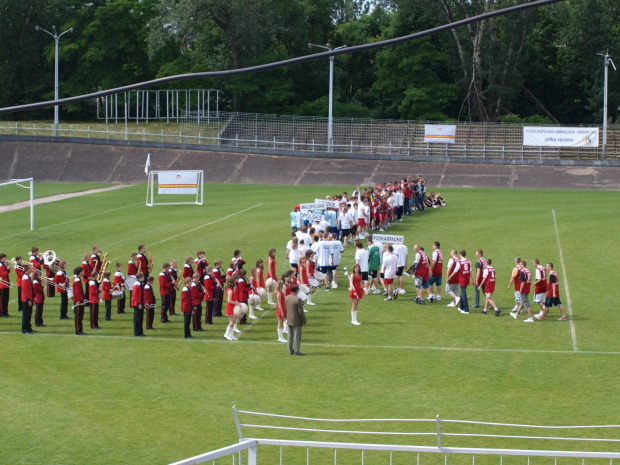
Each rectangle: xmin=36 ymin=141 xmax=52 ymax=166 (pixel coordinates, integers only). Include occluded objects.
xmin=547 ymin=271 xmax=560 ymax=297
xmin=102 ymin=278 xmax=112 ymax=301
xmin=414 ymin=251 xmax=429 ymax=278
xmin=181 ymin=286 xmax=192 ymax=313
xmin=203 ymin=274 xmax=215 ymax=302
xmin=144 ymin=284 xmax=155 ymax=306
xmin=258 ymin=267 xmax=265 ymax=289
xmin=534 ymin=265 xmax=548 ymax=294
xmin=237 ymin=278 xmax=249 ymax=302
xmin=267 ymin=258 xmax=277 ymax=280
xmin=33 ymin=279 xmax=45 ymax=304
xmin=512 ymin=266 xmax=521 ymax=291
xmin=127 ymin=260 xmax=138 ymax=277
xmin=90 ymin=254 xmax=102 ymax=275
xmin=0 ymin=262 xmax=9 ymax=289
xmin=349 ymin=274 xmax=364 ymax=300
xmin=113 ymin=270 xmax=125 ymax=290
xmin=54 ymin=270 xmax=68 ymax=293
xmin=30 ymin=254 xmax=42 ymax=270
xmin=136 ymin=253 xmax=148 ymax=275
xmin=183 ymin=263 xmax=194 ymax=280
xmin=191 ymin=281 xmax=203 ymax=307
xmin=159 ymin=272 xmax=172 ymax=296
xmin=431 ymin=249 xmax=443 ymax=277
xmin=72 ymin=276 xmax=85 ymax=303
xmin=21 ymin=274 xmax=34 ymax=303
xmin=82 ymin=260 xmax=92 ymax=283
xmin=519 ymin=268 xmax=532 ymax=295
xmin=130 ymin=282 xmax=143 ymax=307
xmin=194 ymin=258 xmax=208 ymax=276
xmin=457 ymin=259 xmax=471 ymax=287
xmin=15 ymin=265 xmax=24 ymax=290
xmin=88 ymin=279 xmax=99 ymax=304
xmin=483 ymin=266 xmax=496 ymax=294
xmin=213 ymin=268 xmax=225 ymax=288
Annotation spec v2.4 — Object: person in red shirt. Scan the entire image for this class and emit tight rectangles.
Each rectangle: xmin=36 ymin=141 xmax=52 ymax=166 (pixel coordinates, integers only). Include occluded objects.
xmin=274 ymin=278 xmax=287 ymax=342
xmin=224 ymin=276 xmax=240 ymax=341
xmin=473 ymin=249 xmax=485 ymax=309
xmin=478 ymin=258 xmax=500 ymax=316
xmin=90 ymin=245 xmax=102 ymax=280
xmin=113 ymin=263 xmax=126 ymax=314
xmin=102 ymin=271 xmax=113 ymax=321
xmin=254 ymin=258 xmax=266 ymax=311
xmin=348 ymin=264 xmax=363 ymax=325
xmin=14 ymin=256 xmax=25 ymax=314
xmin=144 ymin=276 xmax=156 ymax=330
xmin=20 ymin=263 xmax=35 ymax=334
xmin=429 ymin=241 xmax=443 ymax=302
xmin=159 ymin=263 xmax=173 ymax=323
xmin=169 ymin=259 xmax=179 ymax=315
xmin=136 ymin=245 xmax=149 ymax=281
xmin=448 ymin=250 xmax=471 ymax=314
xmin=212 ymin=259 xmax=226 ymax=317
xmin=29 ymin=247 xmax=43 ymax=272
xmin=191 ymin=272 xmax=204 ymax=332
xmin=32 ymin=270 xmax=45 ymax=327
xmin=532 ymin=258 xmax=548 ymax=314
xmin=181 ymin=277 xmax=194 ymax=339
xmin=72 ymin=267 xmax=87 ymax=335
xmin=54 ymin=260 xmax=71 ymax=320
xmin=536 ymin=262 xmax=568 ymax=321
xmin=195 ymin=251 xmax=208 ymax=279
xmin=266 ymin=249 xmax=277 ymax=305
xmin=513 ymin=261 xmax=533 ymax=321
xmin=81 ymin=253 xmax=92 ymax=296
xmin=131 ymin=273 xmax=145 ymax=337
xmin=203 ymin=267 xmax=215 ymax=325
xmin=507 ymin=257 xmax=522 ymax=314
xmin=89 ymin=272 xmax=101 ymax=330
xmin=0 ymin=253 xmax=11 ymax=318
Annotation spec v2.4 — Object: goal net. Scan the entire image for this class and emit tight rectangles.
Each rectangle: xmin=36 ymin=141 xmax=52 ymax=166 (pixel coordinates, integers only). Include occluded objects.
xmin=146 ymin=170 xmax=204 ymax=206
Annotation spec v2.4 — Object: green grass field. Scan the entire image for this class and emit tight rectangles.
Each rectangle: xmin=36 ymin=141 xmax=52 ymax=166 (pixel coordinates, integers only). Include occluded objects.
xmin=1 ymin=183 xmax=619 ymax=465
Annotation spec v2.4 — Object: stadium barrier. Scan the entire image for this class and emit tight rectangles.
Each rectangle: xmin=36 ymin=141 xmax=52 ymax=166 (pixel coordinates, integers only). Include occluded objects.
xmin=1 ymin=117 xmax=619 ymax=161
xmin=168 ymin=407 xmax=620 ymax=465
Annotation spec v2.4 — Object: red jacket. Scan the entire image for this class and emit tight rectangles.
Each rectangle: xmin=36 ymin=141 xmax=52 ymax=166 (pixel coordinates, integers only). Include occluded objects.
xmin=127 ymin=260 xmax=138 ymax=277
xmin=73 ymin=276 xmax=85 ymax=303
xmin=89 ymin=280 xmax=99 ymax=303
xmin=190 ymin=282 xmax=203 ymax=306
xmin=144 ymin=284 xmax=155 ymax=305
xmin=131 ymin=282 xmax=143 ymax=307
xmin=203 ymin=275 xmax=214 ymax=301
xmin=159 ymin=272 xmax=172 ymax=296
xmin=181 ymin=286 xmax=192 ymax=313
xmin=53 ymin=271 xmax=68 ymax=293
xmin=21 ymin=275 xmax=34 ymax=302
xmin=33 ymin=280 xmax=45 ymax=304
xmin=102 ymin=279 xmax=112 ymax=301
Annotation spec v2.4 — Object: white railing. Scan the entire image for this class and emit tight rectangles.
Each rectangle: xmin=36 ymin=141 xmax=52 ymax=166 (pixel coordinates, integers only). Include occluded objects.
xmin=168 ymin=408 xmax=620 ymax=465
xmin=0 ymin=120 xmax=618 ymax=160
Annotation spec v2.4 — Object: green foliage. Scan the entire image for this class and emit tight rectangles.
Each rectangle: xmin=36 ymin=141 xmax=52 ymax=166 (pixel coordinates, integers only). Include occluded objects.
xmin=496 ymin=114 xmax=523 ymax=124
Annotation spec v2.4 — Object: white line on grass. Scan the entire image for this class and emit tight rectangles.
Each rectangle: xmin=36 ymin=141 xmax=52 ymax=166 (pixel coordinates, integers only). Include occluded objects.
xmin=239 ymin=309 xmax=271 ymax=334
xmin=1 ymin=330 xmax=618 ymax=356
xmin=552 ymin=209 xmax=578 ymax=352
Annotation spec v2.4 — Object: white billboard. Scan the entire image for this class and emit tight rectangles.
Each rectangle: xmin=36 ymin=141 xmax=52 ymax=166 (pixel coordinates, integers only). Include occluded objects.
xmin=523 ymin=127 xmax=599 ymax=147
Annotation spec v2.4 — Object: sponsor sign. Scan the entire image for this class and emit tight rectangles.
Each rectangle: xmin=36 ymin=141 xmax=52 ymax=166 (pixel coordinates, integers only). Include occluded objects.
xmin=158 ymin=172 xmax=199 ymax=194
xmin=371 ymin=234 xmax=404 ymax=244
xmin=523 ymin=127 xmax=599 ymax=147
xmin=424 ymin=125 xmax=456 ymax=144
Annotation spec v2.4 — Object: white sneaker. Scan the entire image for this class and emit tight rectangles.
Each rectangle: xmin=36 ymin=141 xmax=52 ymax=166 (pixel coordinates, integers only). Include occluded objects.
xmin=373 ymin=289 xmax=381 ymax=294
xmin=351 ymin=320 xmax=362 ymax=325
xmin=459 ymin=309 xmax=469 ymax=314
xmin=224 ymin=334 xmax=233 ymax=341
xmin=384 ymin=297 xmax=392 ymax=301
xmin=277 ymin=338 xmax=287 ymax=343
xmin=303 ymin=308 xmax=308 ymax=312
xmin=435 ymin=296 xmax=441 ymax=301
xmin=427 ymin=294 xmax=434 ymax=301
xmin=534 ymin=314 xmax=544 ymax=321
xmin=233 ymin=327 xmax=243 ymax=333
xmin=454 ymin=297 xmax=461 ymax=306
xmin=256 ymin=305 xmax=264 ymax=311
xmin=511 ymin=313 xmax=518 ymax=320
xmin=447 ymin=302 xmax=455 ymax=307
xmin=248 ymin=314 xmax=258 ymax=319
xmin=524 ymin=317 xmax=534 ymax=323
xmin=398 ymin=289 xmax=406 ymax=294
xmin=331 ymin=283 xmax=338 ymax=289
xmin=306 ymin=302 xmax=316 ymax=306
xmin=231 ymin=334 xmax=239 ymax=340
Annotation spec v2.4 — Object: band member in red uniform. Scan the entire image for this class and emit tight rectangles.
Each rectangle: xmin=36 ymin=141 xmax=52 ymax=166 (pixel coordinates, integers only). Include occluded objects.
xmin=536 ymin=262 xmax=567 ymax=321
xmin=33 ymin=270 xmax=45 ymax=327
xmin=195 ymin=251 xmax=208 ymax=278
xmin=131 ymin=273 xmax=145 ymax=336
xmin=89 ymin=271 xmax=101 ymax=330
xmin=81 ymin=253 xmax=92 ymax=296
xmin=429 ymin=241 xmax=443 ymax=302
xmin=478 ymin=258 xmax=500 ymax=316
xmin=127 ymin=253 xmax=138 ymax=277
xmin=266 ymin=249 xmax=277 ymax=305
xmin=72 ymin=267 xmax=86 ymax=335
xmin=275 ymin=279 xmax=287 ymax=342
xmin=223 ymin=276 xmax=240 ymax=341
xmin=236 ymin=269 xmax=250 ymax=325
xmin=137 ymin=245 xmax=150 ymax=281
xmin=159 ymin=263 xmax=172 ymax=323
xmin=169 ymin=259 xmax=179 ymax=315
xmin=203 ymin=267 xmax=215 ymax=325
xmin=181 ymin=277 xmax=194 ymax=339
xmin=191 ymin=272 xmax=204 ymax=332
xmin=0 ymin=254 xmax=11 ymax=318
xmin=15 ymin=256 xmax=24 ymax=313
xmin=113 ymin=263 xmax=126 ymax=314
xmin=29 ymin=247 xmax=42 ymax=271
xmin=54 ymin=260 xmax=70 ymax=319
xmin=43 ymin=257 xmax=56 ymax=298
xmin=102 ymin=271 xmax=113 ymax=321
xmin=144 ymin=276 xmax=156 ymax=330
xmin=348 ymin=264 xmax=363 ymax=325
xmin=213 ymin=259 xmax=225 ymax=317
xmin=21 ymin=263 xmax=35 ymax=334
xmin=90 ymin=245 xmax=102 ymax=277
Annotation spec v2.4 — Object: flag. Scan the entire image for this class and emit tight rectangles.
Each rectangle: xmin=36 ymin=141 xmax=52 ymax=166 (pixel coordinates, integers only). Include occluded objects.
xmin=145 ymin=153 xmax=151 ymax=175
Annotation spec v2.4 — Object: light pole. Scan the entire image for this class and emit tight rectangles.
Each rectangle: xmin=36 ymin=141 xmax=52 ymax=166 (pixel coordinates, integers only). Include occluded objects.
xmin=35 ymin=25 xmax=73 ymax=137
xmin=598 ymin=50 xmax=616 ymax=161
xmin=308 ymin=43 xmax=347 ymax=152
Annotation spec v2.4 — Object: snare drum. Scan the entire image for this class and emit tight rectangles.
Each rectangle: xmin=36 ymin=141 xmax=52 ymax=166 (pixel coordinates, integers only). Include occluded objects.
xmin=314 ymin=270 xmax=326 ymax=280
xmin=124 ymin=276 xmax=137 ymax=291
xmin=111 ymin=290 xmax=124 ymax=300
xmin=298 ymin=291 xmax=307 ymax=301
xmin=299 ymin=284 xmax=310 ymax=294
xmin=308 ymin=277 xmax=320 ymax=293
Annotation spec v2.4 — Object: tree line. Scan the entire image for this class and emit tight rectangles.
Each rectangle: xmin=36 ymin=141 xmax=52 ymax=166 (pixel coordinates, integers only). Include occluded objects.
xmin=0 ymin=0 xmax=618 ymax=125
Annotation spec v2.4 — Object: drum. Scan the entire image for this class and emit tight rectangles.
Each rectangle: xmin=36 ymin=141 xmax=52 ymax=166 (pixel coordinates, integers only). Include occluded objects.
xmin=111 ymin=290 xmax=124 ymax=301
xmin=298 ymin=291 xmax=307 ymax=301
xmin=314 ymin=270 xmax=326 ymax=280
xmin=308 ymin=277 xmax=320 ymax=288
xmin=124 ymin=276 xmax=137 ymax=291
xmin=299 ymin=283 xmax=310 ymax=294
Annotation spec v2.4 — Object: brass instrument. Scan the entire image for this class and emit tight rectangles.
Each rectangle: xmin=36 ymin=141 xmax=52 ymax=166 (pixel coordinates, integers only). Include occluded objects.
xmin=42 ymin=250 xmax=59 ymax=273
xmin=147 ymin=252 xmax=153 ymax=273
xmin=96 ymin=253 xmax=110 ymax=283
xmin=176 ymin=274 xmax=183 ymax=288
xmin=0 ymin=278 xmax=16 ymax=289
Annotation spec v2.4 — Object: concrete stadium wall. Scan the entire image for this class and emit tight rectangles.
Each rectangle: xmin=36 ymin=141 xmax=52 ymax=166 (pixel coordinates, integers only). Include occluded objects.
xmin=1 ymin=138 xmax=620 ymax=190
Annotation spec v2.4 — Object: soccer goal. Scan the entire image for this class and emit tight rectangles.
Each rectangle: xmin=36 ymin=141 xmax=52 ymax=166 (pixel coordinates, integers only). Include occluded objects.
xmin=0 ymin=178 xmax=34 ymax=231
xmin=146 ymin=170 xmax=204 ymax=206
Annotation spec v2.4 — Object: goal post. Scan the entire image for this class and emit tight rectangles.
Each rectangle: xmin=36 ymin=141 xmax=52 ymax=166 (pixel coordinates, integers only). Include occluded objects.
xmin=0 ymin=178 xmax=34 ymax=231
xmin=146 ymin=170 xmax=204 ymax=206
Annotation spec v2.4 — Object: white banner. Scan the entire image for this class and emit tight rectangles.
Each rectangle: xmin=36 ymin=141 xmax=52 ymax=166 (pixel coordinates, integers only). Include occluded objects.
xmin=158 ymin=172 xmax=199 ymax=194
xmin=314 ymin=199 xmax=339 ymax=208
xmin=371 ymin=234 xmax=404 ymax=244
xmin=299 ymin=202 xmax=324 ymax=211
xmin=424 ymin=125 xmax=456 ymax=144
xmin=300 ymin=212 xmax=324 ymax=222
xmin=523 ymin=127 xmax=599 ymax=147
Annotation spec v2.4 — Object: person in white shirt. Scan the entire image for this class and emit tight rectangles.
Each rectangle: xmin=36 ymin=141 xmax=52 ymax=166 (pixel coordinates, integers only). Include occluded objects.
xmin=354 ymin=241 xmax=369 ymax=293
xmin=286 ymin=237 xmax=300 ymax=269
xmin=381 ymin=245 xmax=399 ymax=301
xmin=393 ymin=242 xmax=408 ymax=294
xmin=338 ymin=205 xmax=353 ymax=246
xmin=394 ymin=188 xmax=404 ymax=221
xmin=316 ymin=233 xmax=333 ymax=290
xmin=290 ymin=206 xmax=301 ymax=232
xmin=356 ymin=200 xmax=369 ymax=239
xmin=330 ymin=233 xmax=345 ymax=288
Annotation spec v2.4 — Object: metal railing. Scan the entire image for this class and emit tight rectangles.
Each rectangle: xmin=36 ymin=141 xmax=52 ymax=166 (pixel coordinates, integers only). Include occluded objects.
xmin=168 ymin=408 xmax=620 ymax=465
xmin=1 ymin=117 xmax=619 ymax=161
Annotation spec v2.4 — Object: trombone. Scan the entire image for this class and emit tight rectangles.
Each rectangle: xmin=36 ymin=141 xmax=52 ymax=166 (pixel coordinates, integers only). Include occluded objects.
xmin=0 ymin=278 xmax=16 ymax=289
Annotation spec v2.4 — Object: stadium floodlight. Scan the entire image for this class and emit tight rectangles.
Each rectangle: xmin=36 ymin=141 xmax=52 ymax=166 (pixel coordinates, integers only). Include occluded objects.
xmin=598 ymin=50 xmax=616 ymax=161
xmin=35 ymin=25 xmax=73 ymax=138
xmin=308 ymin=43 xmax=347 ymax=153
